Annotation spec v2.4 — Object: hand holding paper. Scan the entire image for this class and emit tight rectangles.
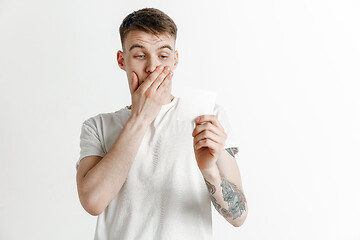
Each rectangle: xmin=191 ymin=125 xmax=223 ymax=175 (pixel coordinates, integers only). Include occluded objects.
xmin=192 ymin=114 xmax=227 ymax=171
xmin=176 ymin=86 xmax=223 ymax=170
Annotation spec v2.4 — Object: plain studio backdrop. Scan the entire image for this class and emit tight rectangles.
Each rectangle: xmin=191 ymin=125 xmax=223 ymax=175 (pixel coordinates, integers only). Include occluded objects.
xmin=1 ymin=0 xmax=359 ymax=239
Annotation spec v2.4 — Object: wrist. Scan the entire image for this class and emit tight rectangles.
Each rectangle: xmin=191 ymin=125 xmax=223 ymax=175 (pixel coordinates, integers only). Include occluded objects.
xmin=200 ymin=164 xmax=220 ymax=181
xmin=127 ymin=114 xmax=149 ymax=131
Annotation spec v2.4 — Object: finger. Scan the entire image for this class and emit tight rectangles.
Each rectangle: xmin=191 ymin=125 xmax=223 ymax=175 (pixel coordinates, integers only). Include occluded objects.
xmin=138 ymin=65 xmax=164 ymax=92
xmin=158 ymin=71 xmax=173 ymax=92
xmin=130 ymin=72 xmax=139 ymax=94
xmin=192 ymin=121 xmax=225 ymax=138
xmin=195 ymin=115 xmax=224 ymax=131
xmin=193 ymin=129 xmax=224 ymax=146
xmin=194 ymin=138 xmax=219 ymax=151
xmin=149 ymin=66 xmax=171 ymax=91
xmin=192 ymin=122 xmax=223 ymax=137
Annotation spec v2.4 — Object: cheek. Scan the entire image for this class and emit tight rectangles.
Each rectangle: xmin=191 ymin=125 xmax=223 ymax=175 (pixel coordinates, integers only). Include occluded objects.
xmin=125 ymin=59 xmax=136 ymax=70
xmin=126 ymin=57 xmax=140 ymax=67
xmin=166 ymin=58 xmax=177 ymax=69
xmin=125 ymin=60 xmax=141 ymax=75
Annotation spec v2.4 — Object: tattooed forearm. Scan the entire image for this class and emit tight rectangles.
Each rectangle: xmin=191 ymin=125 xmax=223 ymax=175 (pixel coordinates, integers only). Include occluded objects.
xmin=220 ymin=177 xmax=247 ymax=220
xmin=202 ymin=148 xmax=246 ymax=223
xmin=209 ymin=193 xmax=235 ymax=219
xmin=210 ymin=195 xmax=221 ymax=211
xmin=205 ymin=175 xmax=247 ymax=220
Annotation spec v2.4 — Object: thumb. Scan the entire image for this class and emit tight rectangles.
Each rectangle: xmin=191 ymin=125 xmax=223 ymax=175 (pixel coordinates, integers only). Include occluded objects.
xmin=130 ymin=72 xmax=139 ymax=94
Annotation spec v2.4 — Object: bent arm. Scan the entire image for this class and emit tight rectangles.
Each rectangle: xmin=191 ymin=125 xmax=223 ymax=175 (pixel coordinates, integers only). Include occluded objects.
xmin=76 ymin=114 xmax=148 ymax=216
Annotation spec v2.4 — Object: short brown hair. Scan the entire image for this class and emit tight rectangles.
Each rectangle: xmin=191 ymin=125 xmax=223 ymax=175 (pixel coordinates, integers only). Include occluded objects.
xmin=119 ymin=8 xmax=177 ymax=47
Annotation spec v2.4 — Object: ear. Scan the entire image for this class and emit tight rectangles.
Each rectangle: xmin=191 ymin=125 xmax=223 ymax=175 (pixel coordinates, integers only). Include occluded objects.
xmin=173 ymin=50 xmax=179 ymax=70
xmin=117 ymin=50 xmax=126 ymax=71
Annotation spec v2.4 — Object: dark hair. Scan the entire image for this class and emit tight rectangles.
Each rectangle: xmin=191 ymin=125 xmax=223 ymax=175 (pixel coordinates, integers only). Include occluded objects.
xmin=119 ymin=8 xmax=177 ymax=47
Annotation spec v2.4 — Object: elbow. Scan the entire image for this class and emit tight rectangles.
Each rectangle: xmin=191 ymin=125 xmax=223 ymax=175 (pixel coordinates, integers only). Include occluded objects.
xmin=84 ymin=201 xmax=104 ymax=216
xmin=233 ymin=216 xmax=247 ymax=228
xmin=77 ymin=176 xmax=107 ymax=216
xmin=80 ymin=193 xmax=105 ymax=216
xmin=86 ymin=205 xmax=103 ymax=217
xmin=232 ymin=209 xmax=248 ymax=228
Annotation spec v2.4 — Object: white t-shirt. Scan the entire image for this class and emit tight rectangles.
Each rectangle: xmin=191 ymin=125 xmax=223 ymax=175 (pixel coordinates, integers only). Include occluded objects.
xmin=77 ymin=96 xmax=240 ymax=240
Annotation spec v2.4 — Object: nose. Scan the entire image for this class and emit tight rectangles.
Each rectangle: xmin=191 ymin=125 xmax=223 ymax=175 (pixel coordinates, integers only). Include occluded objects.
xmin=145 ymin=55 xmax=160 ymax=73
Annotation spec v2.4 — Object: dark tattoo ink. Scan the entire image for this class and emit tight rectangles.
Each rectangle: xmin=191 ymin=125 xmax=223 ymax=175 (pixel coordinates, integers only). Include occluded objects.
xmin=225 ymin=147 xmax=239 ymax=157
xmin=221 ymin=208 xmax=232 ymax=218
xmin=204 ymin=178 xmax=216 ymax=194
xmin=225 ymin=148 xmax=235 ymax=158
xmin=220 ymin=177 xmax=247 ymax=220
xmin=210 ymin=195 xmax=221 ymax=212
xmin=205 ymin=175 xmax=247 ymax=220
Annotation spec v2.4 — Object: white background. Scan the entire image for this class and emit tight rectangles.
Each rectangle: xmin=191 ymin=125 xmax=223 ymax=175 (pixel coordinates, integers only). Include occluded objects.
xmin=1 ymin=0 xmax=359 ymax=239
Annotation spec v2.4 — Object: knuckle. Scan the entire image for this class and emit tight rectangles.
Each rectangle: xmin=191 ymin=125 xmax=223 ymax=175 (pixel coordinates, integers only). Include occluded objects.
xmin=156 ymin=68 xmax=164 ymax=75
xmin=160 ymin=70 xmax=169 ymax=78
xmin=145 ymin=91 xmax=154 ymax=98
xmin=148 ymin=74 xmax=157 ymax=82
xmin=139 ymin=88 xmax=146 ymax=95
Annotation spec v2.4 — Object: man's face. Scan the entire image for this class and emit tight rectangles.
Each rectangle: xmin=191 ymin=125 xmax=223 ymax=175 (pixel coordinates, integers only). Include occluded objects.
xmin=117 ymin=30 xmax=179 ymax=89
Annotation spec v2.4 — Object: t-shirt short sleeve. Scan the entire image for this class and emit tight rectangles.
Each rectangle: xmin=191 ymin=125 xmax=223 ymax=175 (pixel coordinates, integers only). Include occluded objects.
xmin=76 ymin=118 xmax=106 ymax=169
xmin=214 ymin=104 xmax=240 ymax=156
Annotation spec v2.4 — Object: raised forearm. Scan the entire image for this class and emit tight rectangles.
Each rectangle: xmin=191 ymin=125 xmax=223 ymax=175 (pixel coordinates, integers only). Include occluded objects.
xmin=201 ymin=164 xmax=248 ymax=227
xmin=81 ymin=115 xmax=148 ymax=215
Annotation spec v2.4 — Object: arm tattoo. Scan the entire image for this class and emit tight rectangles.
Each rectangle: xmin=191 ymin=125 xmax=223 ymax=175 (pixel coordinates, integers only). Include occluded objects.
xmin=220 ymin=177 xmax=247 ymax=220
xmin=225 ymin=147 xmax=239 ymax=157
xmin=204 ymin=148 xmax=246 ymax=220
xmin=225 ymin=148 xmax=235 ymax=158
xmin=205 ymin=175 xmax=247 ymax=220
xmin=205 ymin=178 xmax=216 ymax=194
xmin=210 ymin=195 xmax=221 ymax=212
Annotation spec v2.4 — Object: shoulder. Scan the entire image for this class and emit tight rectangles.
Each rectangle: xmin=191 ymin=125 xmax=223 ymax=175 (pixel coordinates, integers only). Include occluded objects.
xmin=81 ymin=107 xmax=130 ymax=127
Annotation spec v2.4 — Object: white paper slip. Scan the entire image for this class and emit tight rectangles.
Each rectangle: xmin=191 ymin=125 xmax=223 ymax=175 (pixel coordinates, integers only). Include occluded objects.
xmin=176 ymin=87 xmax=217 ymax=122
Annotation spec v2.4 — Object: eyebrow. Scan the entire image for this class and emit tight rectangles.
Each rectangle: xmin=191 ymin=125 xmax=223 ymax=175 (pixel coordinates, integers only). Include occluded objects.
xmin=129 ymin=44 xmax=173 ymax=52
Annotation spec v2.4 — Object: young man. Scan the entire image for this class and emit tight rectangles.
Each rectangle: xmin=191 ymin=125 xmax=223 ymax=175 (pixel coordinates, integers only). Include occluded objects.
xmin=76 ymin=8 xmax=247 ymax=240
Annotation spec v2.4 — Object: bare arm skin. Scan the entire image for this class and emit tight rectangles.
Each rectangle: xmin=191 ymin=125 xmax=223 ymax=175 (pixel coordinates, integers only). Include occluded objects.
xmin=76 ymin=115 xmax=148 ymax=216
